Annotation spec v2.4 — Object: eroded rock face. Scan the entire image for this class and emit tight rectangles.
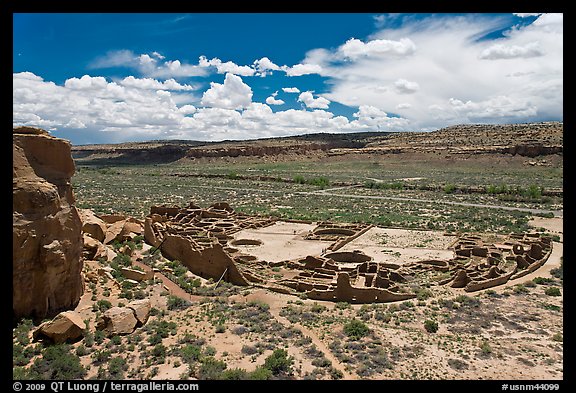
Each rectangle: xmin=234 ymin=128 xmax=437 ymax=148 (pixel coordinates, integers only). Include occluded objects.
xmin=13 ymin=127 xmax=84 ymax=323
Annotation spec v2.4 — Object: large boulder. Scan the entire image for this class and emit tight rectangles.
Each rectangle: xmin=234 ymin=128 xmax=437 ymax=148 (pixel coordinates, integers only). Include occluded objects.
xmin=121 ymin=267 xmax=153 ymax=282
xmin=13 ymin=127 xmax=84 ymax=323
xmin=96 ymin=307 xmax=138 ymax=336
xmin=79 ymin=209 xmax=107 ymax=242
xmin=33 ymin=311 xmax=85 ymax=344
xmin=127 ymin=299 xmax=151 ymax=326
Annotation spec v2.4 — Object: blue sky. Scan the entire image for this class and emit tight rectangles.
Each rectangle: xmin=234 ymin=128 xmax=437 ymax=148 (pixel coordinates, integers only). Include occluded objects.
xmin=13 ymin=13 xmax=563 ymax=145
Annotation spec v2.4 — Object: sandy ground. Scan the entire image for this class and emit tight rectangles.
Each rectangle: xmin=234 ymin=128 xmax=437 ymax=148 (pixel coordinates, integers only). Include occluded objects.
xmin=339 ymin=227 xmax=457 ymax=265
xmin=231 ymin=222 xmax=331 ymax=262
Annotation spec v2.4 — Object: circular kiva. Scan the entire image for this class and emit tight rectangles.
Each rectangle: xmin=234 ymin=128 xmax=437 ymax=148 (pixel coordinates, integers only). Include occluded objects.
xmin=325 ymin=251 xmax=372 ymax=263
xmin=314 ymin=228 xmax=356 ymax=236
xmin=230 ymin=238 xmax=264 ymax=247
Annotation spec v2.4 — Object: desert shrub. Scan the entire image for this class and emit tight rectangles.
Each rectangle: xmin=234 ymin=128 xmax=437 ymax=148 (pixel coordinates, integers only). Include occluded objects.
xmin=533 ymin=277 xmax=554 ymax=285
xmin=221 ymin=368 xmax=248 ymax=380
xmin=249 ymin=366 xmax=273 ymax=380
xmin=424 ymin=319 xmax=439 ymax=333
xmin=263 ymin=349 xmax=294 ymax=376
xmin=204 ymin=346 xmax=217 ymax=357
xmin=329 ymin=366 xmax=344 ymax=379
xmin=151 ymin=343 xmax=167 ymax=361
xmin=13 ymin=366 xmax=32 ymax=380
xmin=107 ymin=356 xmax=128 ymax=379
xmin=14 ymin=318 xmax=33 ymax=345
xmin=29 ymin=344 xmax=86 ymax=379
xmin=148 ymin=333 xmax=162 ymax=345
xmin=178 ymin=344 xmax=202 ymax=363
xmin=447 ymin=358 xmax=469 ymax=370
xmin=550 ymin=259 xmax=563 ymax=281
xmin=231 ymin=325 xmax=248 ymax=335
xmin=308 ymin=177 xmax=330 ymax=188
xmin=544 ymin=287 xmax=561 ymax=296
xmin=13 ymin=343 xmax=36 ymax=366
xmin=479 ymin=340 xmax=492 ymax=355
xmin=167 ymin=295 xmax=191 ymax=310
xmin=311 ymin=357 xmax=332 ymax=368
xmin=94 ymin=329 xmax=106 ymax=345
xmin=241 ymin=344 xmax=258 ymax=355
xmin=293 ymin=175 xmax=306 ymax=184
xmin=335 ymin=302 xmax=351 ymax=310
xmin=92 ymin=349 xmax=112 ymax=365
xmin=444 ymin=183 xmax=457 ymax=194
xmin=552 ymin=333 xmax=563 ymax=342
xmin=513 ymin=284 xmax=530 ymax=294
xmin=343 ymin=319 xmax=369 ymax=340
xmin=453 ymin=294 xmax=481 ymax=307
xmin=416 ymin=288 xmax=433 ymax=301
xmin=197 ymin=357 xmax=227 ymax=380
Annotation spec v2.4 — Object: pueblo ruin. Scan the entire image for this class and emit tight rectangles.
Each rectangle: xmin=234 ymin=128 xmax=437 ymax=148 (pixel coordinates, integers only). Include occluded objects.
xmin=144 ymin=201 xmax=553 ymax=304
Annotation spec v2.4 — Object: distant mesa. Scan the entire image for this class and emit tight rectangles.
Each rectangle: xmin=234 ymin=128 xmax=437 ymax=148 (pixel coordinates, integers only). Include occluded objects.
xmin=71 ymin=121 xmax=563 ymax=164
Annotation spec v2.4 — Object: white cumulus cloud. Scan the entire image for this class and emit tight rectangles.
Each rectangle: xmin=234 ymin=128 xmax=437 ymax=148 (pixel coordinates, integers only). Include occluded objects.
xmin=297 ymin=91 xmax=331 ymax=109
xmin=284 ymin=63 xmax=323 ymax=77
xmin=394 ymin=78 xmax=420 ymax=94
xmin=479 ymin=41 xmax=544 ymax=59
xmin=337 ymin=37 xmax=416 ymax=60
xmin=265 ymin=91 xmax=285 ymax=105
xmin=199 ymin=56 xmax=255 ymax=76
xmin=200 ymin=73 xmax=253 ymax=110
xmin=253 ymin=57 xmax=281 ymax=76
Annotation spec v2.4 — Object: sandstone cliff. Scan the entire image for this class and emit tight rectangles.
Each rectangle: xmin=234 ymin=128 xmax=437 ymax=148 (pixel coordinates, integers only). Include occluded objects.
xmin=13 ymin=127 xmax=84 ymax=323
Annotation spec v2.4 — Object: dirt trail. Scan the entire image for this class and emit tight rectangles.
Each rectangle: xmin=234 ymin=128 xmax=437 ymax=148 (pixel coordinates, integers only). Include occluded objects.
xmin=241 ymin=289 xmax=356 ymax=380
xmin=132 ymin=259 xmax=204 ymax=303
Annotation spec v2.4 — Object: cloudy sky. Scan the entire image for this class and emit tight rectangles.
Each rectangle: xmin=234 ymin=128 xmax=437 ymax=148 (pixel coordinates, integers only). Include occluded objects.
xmin=13 ymin=13 xmax=562 ymax=145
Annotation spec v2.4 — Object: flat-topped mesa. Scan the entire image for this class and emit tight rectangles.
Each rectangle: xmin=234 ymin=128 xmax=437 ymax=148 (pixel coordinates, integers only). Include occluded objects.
xmin=13 ymin=127 xmax=84 ymax=323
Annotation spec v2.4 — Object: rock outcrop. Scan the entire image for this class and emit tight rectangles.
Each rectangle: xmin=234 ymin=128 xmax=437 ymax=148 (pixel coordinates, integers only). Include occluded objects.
xmin=13 ymin=127 xmax=84 ymax=323
xmin=32 ymin=310 xmax=85 ymax=344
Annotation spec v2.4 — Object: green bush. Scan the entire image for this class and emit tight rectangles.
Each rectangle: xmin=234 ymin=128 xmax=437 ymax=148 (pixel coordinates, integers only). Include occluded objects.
xmin=443 ymin=183 xmax=457 ymax=194
xmin=424 ymin=319 xmax=439 ymax=333
xmin=178 ymin=344 xmax=202 ymax=363
xmin=249 ymin=366 xmax=273 ymax=380
xmin=533 ymin=277 xmax=554 ymax=285
xmin=167 ymin=295 xmax=191 ymax=310
xmin=107 ymin=356 xmax=128 ymax=379
xmin=544 ymin=287 xmax=561 ymax=296
xmin=263 ymin=349 xmax=294 ymax=376
xmin=343 ymin=319 xmax=369 ymax=340
xmin=29 ymin=344 xmax=86 ymax=379
xmin=198 ymin=357 xmax=227 ymax=380
xmin=221 ymin=368 xmax=249 ymax=380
